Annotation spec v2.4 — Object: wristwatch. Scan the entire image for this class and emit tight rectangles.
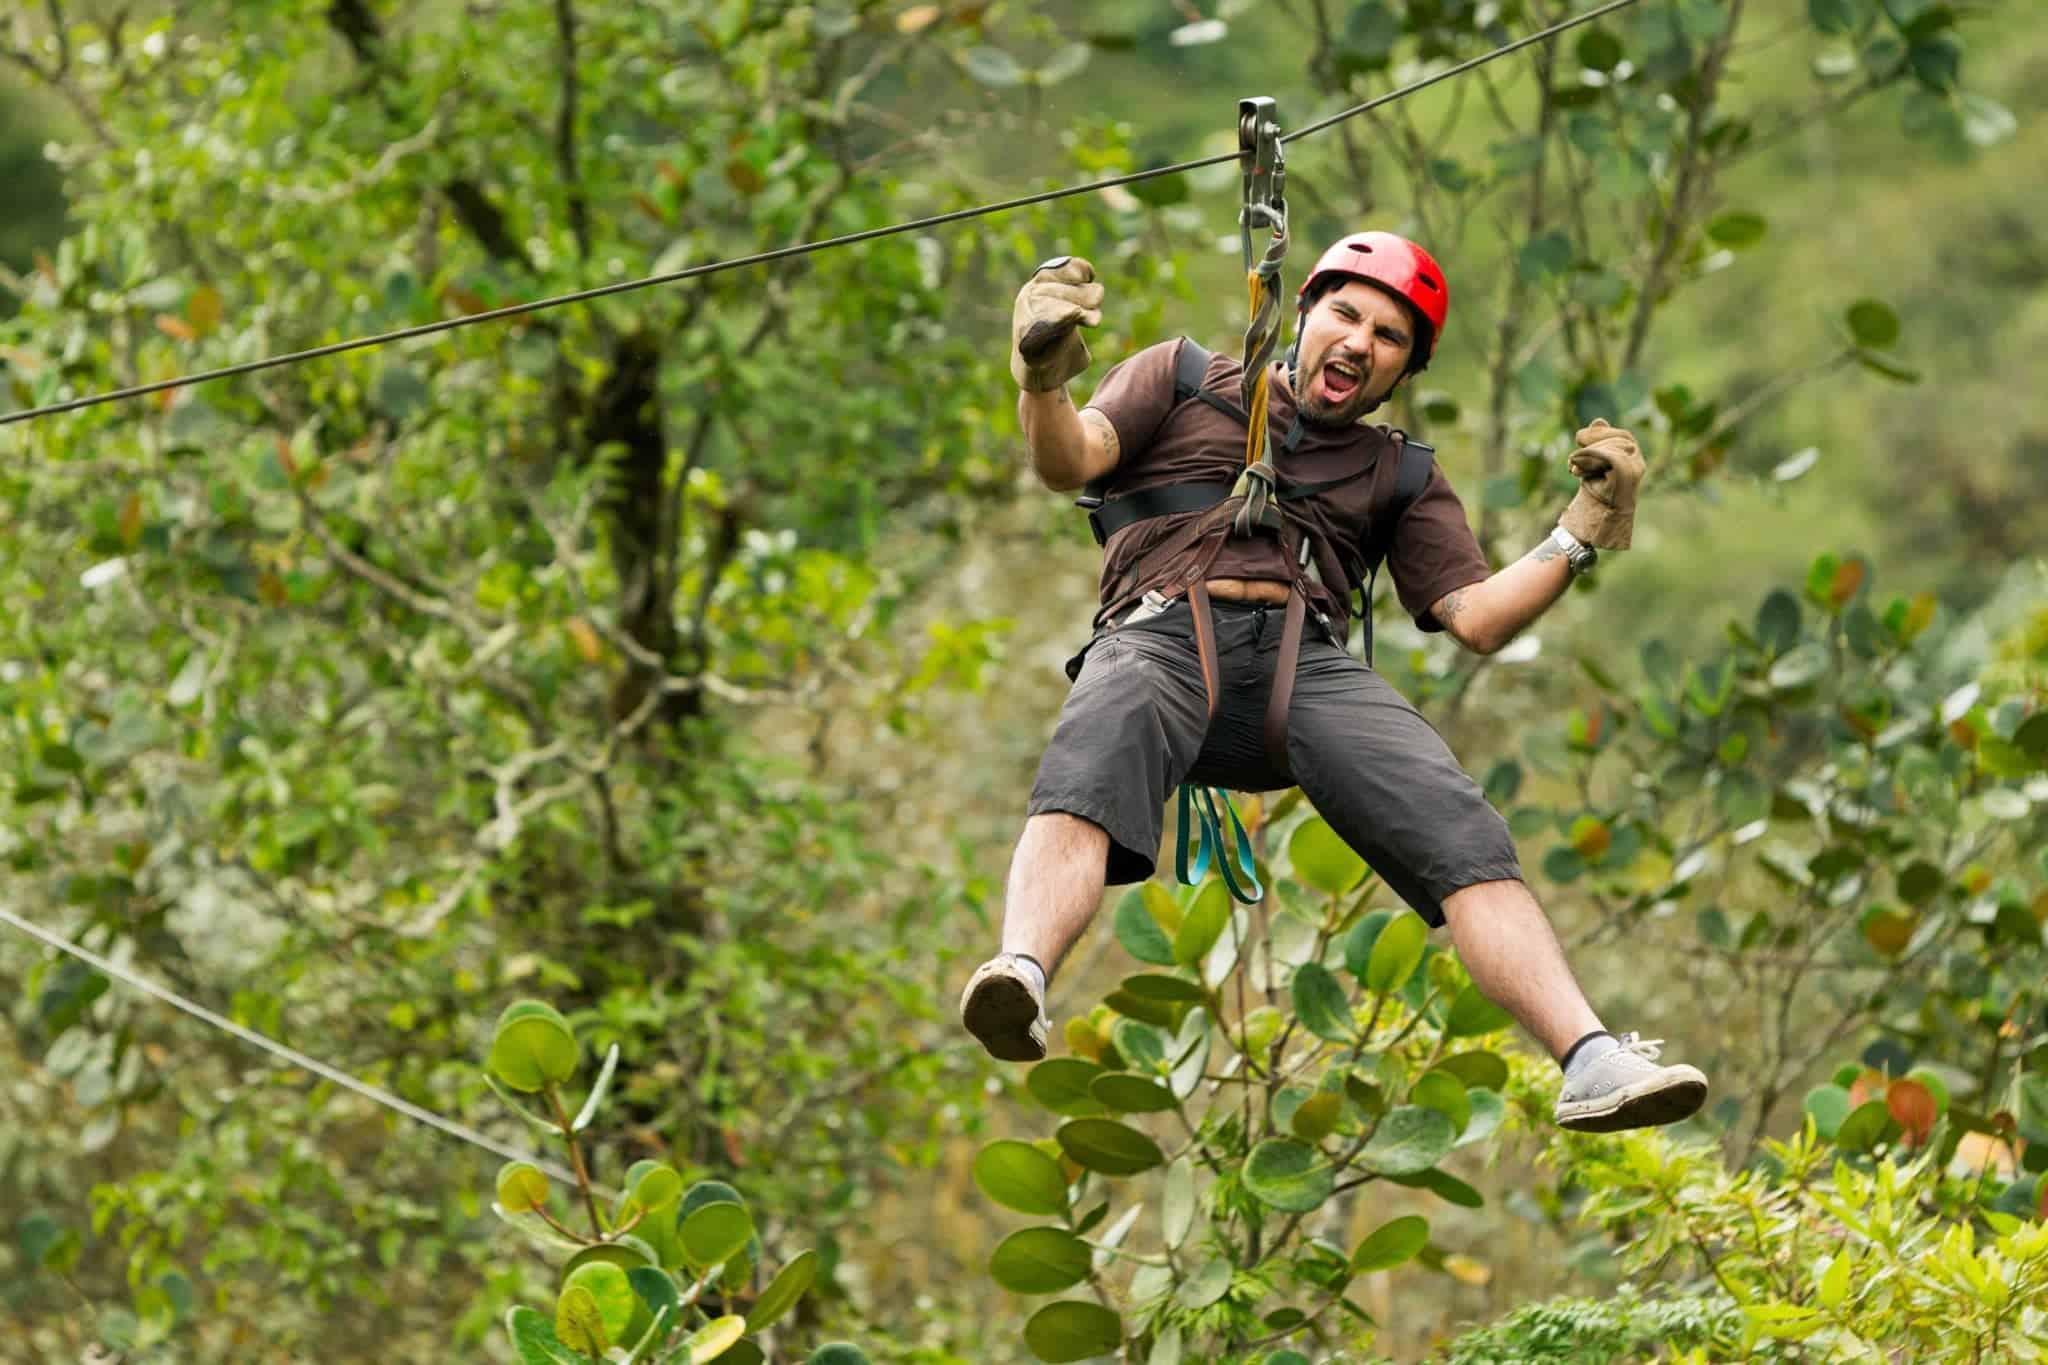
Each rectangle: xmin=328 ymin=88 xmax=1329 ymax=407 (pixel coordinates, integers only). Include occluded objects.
xmin=1550 ymin=525 xmax=1598 ymax=576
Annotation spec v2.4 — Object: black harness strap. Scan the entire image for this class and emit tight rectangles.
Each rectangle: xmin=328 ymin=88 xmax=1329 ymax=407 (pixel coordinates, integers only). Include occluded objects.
xmin=1079 ymin=340 xmax=1313 ymax=547
xmin=1074 ymin=333 xmax=1438 ymax=665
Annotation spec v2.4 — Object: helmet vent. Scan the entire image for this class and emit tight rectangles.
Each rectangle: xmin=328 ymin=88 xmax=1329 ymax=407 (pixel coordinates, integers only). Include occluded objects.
xmin=1348 ymin=240 xmax=1374 ymax=252
xmin=1418 ymin=274 xmax=1440 ymax=292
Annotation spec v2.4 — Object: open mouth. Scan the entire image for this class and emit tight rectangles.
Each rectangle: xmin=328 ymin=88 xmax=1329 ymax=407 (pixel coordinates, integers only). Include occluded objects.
xmin=1318 ymin=356 xmax=1363 ymax=405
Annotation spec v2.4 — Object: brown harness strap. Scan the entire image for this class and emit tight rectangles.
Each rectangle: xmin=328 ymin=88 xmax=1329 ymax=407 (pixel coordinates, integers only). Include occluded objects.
xmin=1264 ymin=588 xmax=1307 ymax=773
xmin=1186 ymin=579 xmax=1222 ymax=726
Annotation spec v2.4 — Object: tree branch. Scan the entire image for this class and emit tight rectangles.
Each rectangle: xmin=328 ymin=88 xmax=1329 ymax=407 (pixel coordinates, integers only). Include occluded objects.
xmin=553 ymin=0 xmax=591 ymax=258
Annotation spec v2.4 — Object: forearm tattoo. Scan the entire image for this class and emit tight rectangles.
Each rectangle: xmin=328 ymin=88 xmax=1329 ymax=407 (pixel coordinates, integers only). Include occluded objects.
xmin=1434 ymin=587 xmax=1470 ymax=622
xmin=1525 ymin=535 xmax=1565 ymax=564
xmin=1080 ymin=408 xmax=1120 ymax=464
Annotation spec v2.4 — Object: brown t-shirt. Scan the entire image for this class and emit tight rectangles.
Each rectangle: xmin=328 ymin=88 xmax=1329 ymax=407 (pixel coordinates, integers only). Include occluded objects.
xmin=1081 ymin=338 xmax=1490 ymax=633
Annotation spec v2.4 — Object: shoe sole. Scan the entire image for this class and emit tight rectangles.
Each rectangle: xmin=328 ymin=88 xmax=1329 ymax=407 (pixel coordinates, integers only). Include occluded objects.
xmin=961 ymin=971 xmax=1047 ymax=1063
xmin=1556 ymin=1071 xmax=1708 ymax=1134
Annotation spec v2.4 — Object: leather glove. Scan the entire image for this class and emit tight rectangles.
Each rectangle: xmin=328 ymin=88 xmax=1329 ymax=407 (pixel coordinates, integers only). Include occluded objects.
xmin=1559 ymin=418 xmax=1645 ymax=550
xmin=1010 ymin=255 xmax=1104 ymax=392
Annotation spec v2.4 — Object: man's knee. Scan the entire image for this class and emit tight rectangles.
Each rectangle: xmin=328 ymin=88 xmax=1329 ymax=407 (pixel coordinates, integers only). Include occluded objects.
xmin=1023 ymin=810 xmax=1111 ymax=854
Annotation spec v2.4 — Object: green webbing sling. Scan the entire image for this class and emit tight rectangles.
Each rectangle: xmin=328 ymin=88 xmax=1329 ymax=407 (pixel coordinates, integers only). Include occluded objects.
xmin=1176 ymin=784 xmax=1264 ymax=903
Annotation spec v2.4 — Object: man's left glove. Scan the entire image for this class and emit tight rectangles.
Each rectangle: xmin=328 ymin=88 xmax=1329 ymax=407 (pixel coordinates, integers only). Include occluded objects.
xmin=1559 ymin=419 xmax=1645 ymax=550
xmin=1011 ymin=256 xmax=1104 ymax=392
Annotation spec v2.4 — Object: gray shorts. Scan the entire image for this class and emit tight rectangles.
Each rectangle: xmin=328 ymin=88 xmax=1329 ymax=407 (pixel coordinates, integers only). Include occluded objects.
xmin=1027 ymin=598 xmax=1522 ymax=927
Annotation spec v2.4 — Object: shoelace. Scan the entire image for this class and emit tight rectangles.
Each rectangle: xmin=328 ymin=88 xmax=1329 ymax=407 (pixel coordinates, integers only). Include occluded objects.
xmin=1613 ymin=1033 xmax=1666 ymax=1064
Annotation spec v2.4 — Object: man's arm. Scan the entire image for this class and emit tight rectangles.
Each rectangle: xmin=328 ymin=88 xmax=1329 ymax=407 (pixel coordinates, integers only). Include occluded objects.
xmin=1021 ymin=389 xmax=1119 ymax=491
xmin=1431 ymin=534 xmax=1572 ymax=656
xmin=1432 ymin=420 xmax=1645 ymax=654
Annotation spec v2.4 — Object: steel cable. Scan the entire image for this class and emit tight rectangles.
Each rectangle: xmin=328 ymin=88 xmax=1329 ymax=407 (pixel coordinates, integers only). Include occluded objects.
xmin=0 ymin=0 xmax=1642 ymax=428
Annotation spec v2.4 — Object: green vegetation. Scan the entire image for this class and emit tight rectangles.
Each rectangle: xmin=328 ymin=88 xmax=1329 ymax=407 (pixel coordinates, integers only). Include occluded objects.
xmin=3 ymin=1 xmax=2043 ymax=1361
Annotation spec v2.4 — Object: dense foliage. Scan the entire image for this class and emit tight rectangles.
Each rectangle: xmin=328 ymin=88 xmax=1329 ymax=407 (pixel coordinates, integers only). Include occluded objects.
xmin=3 ymin=1 xmax=2040 ymax=1362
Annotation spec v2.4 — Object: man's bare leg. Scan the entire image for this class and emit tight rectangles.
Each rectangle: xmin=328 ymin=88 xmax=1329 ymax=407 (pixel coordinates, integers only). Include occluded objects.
xmin=1440 ymin=878 xmax=1603 ymax=1061
xmin=1442 ymin=877 xmax=1706 ymax=1130
xmin=999 ymin=812 xmax=1110 ymax=981
xmin=962 ymin=812 xmax=1109 ymax=1061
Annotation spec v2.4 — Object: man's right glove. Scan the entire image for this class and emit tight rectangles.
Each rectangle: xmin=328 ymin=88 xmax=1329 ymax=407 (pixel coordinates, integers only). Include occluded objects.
xmin=1010 ymin=255 xmax=1104 ymax=392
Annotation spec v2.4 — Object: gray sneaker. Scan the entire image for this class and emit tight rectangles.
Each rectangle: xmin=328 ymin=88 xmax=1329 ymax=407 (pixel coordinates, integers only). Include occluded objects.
xmin=960 ymin=954 xmax=1051 ymax=1063
xmin=1554 ymin=1033 xmax=1708 ymax=1133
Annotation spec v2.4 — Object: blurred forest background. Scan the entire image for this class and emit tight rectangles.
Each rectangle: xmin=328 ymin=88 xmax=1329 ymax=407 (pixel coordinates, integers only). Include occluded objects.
xmin=3 ymin=0 xmax=2045 ymax=1362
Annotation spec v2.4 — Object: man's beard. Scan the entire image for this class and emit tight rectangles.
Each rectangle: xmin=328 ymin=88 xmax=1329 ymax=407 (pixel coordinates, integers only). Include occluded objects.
xmin=1295 ymin=349 xmax=1386 ymax=429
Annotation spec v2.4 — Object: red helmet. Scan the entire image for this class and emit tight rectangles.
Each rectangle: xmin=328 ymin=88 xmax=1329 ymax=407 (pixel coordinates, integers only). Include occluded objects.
xmin=1298 ymin=232 xmax=1449 ymax=370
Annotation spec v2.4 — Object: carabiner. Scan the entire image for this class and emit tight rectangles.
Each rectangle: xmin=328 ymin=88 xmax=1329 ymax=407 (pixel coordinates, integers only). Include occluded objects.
xmin=1238 ymin=96 xmax=1287 ymax=270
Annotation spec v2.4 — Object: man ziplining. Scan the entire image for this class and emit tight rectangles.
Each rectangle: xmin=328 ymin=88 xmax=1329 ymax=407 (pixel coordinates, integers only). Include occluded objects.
xmin=959 ymin=231 xmax=1709 ymax=1133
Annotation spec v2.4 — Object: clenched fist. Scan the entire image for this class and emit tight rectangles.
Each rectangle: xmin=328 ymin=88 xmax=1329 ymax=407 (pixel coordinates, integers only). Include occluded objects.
xmin=1558 ymin=419 xmax=1645 ymax=550
xmin=1011 ymin=255 xmax=1104 ymax=392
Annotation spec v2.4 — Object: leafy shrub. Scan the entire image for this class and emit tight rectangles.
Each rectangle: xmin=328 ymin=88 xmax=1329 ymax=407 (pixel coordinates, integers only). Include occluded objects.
xmin=482 ymin=999 xmax=865 ymax=1365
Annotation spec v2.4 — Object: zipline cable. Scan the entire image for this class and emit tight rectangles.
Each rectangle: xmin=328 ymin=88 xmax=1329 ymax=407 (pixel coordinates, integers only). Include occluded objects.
xmin=0 ymin=0 xmax=1642 ymax=429
xmin=0 ymin=904 xmax=599 ymax=1192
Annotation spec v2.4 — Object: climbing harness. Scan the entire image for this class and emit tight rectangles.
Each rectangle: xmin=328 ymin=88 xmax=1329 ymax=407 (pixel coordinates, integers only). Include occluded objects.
xmin=1080 ymin=101 xmax=1443 ymax=907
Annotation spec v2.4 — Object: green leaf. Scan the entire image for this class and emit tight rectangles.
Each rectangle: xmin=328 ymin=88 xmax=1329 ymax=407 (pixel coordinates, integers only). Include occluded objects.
xmin=1288 ymin=817 xmax=1365 ymax=895
xmin=1706 ymin=212 xmax=1767 ymax=248
xmin=746 ymin=1249 xmax=816 ymax=1331
xmin=1364 ymin=913 xmax=1427 ymax=993
xmin=1518 ymin=230 xmax=1572 ymax=282
xmin=1767 ymin=642 xmax=1829 ymax=691
xmin=628 ymin=1267 xmax=678 ymax=1318
xmin=1410 ymin=1070 xmax=1471 ymax=1136
xmin=1854 ymin=349 xmax=1920 ymax=384
xmin=1243 ymin=1139 xmax=1333 ymax=1212
xmin=489 ymin=1000 xmax=581 ymax=1093
xmin=961 ymin=46 xmax=1024 ymax=87
xmin=571 ymin=1044 xmax=621 ymax=1132
xmin=1896 ymin=860 xmax=1944 ymax=905
xmin=684 ymin=1317 xmax=747 ymax=1363
xmin=556 ymin=1284 xmax=608 ymax=1356
xmin=1091 ymin=1073 xmax=1178 ymax=1113
xmin=1716 ymin=770 xmax=1769 ymax=827
xmin=1035 ymin=43 xmax=1092 ymax=85
xmin=679 ymin=1201 xmax=753 ymax=1269
xmin=1443 ymin=987 xmax=1512 ymax=1039
xmin=1112 ymin=888 xmax=1177 ymax=966
xmin=1342 ymin=910 xmax=1395 ymax=979
xmin=1023 ymin=1300 xmax=1123 ymax=1362
xmin=1803 ymin=1084 xmax=1854 ymax=1139
xmin=1959 ymin=93 xmax=2017 ymax=148
xmin=1577 ymin=28 xmax=1623 ymax=71
xmin=1808 ymin=0 xmax=1867 ymax=35
xmin=1438 ymin=1051 xmax=1509 ymax=1092
xmin=497 ymin=1161 xmax=550 ymax=1214
xmin=1834 ymin=1098 xmax=1896 ymax=1151
xmin=974 ymin=1141 xmax=1069 ymax=1216
xmin=1057 ymin=1118 xmax=1165 ymax=1176
xmin=1756 ymin=590 xmax=1801 ymax=655
xmin=1027 ymin=1059 xmax=1108 ymax=1117
xmin=1388 ymin=1166 xmax=1486 ymax=1208
xmin=1350 ymin=1215 xmax=1430 ymax=1272
xmin=990 ymin=1227 xmax=1092 ymax=1294
xmin=1178 ymin=1254 xmax=1233 ymax=1309
xmin=1118 ymin=973 xmax=1208 ymax=1003
xmin=1846 ymin=299 xmax=1900 ymax=349
xmin=2012 ymin=713 xmax=2048 ymax=762
xmin=562 ymin=1262 xmax=636 ymax=1350
xmin=507 ymin=1305 xmax=596 ymax=1365
xmin=1162 ymin=1157 xmax=1197 ymax=1249
xmin=1360 ymin=1106 xmax=1457 ymax=1176
xmin=806 ymin=1345 xmax=872 ymax=1365
xmin=1290 ymin=962 xmax=1355 ymax=1042
xmin=1174 ymin=880 xmax=1232 ymax=965
xmin=1291 ymin=1092 xmax=1343 ymax=1143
